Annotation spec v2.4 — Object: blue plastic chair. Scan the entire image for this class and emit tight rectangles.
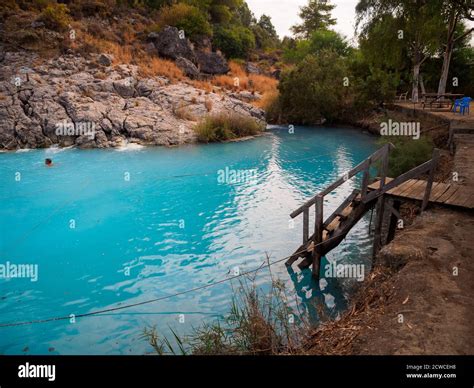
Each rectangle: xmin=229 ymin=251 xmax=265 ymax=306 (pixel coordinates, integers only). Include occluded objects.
xmin=459 ymin=97 xmax=471 ymax=115
xmin=453 ymin=98 xmax=463 ymax=113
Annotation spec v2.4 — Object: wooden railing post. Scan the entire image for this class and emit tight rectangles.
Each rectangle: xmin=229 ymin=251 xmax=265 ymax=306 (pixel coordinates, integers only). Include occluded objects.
xmin=421 ymin=148 xmax=440 ymax=212
xmin=380 ymin=143 xmax=390 ymax=190
xmin=303 ymin=206 xmax=309 ymax=244
xmin=312 ymin=195 xmax=323 ymax=279
xmin=360 ymin=162 xmax=370 ymax=201
xmin=372 ymin=194 xmax=386 ymax=259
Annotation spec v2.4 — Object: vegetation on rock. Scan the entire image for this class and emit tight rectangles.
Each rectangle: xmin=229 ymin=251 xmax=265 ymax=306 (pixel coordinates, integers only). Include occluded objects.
xmin=194 ymin=113 xmax=264 ymax=143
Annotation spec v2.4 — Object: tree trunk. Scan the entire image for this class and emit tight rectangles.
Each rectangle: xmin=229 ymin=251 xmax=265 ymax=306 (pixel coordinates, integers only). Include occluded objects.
xmin=412 ymin=63 xmax=420 ymax=103
xmin=437 ymin=10 xmax=457 ymax=95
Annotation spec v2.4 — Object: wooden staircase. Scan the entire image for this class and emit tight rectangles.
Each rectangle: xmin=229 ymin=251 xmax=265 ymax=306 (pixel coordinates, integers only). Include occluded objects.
xmin=286 ymin=143 xmax=442 ymax=279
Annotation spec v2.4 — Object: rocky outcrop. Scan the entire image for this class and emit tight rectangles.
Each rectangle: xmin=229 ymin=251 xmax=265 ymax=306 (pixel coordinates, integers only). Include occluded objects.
xmin=175 ymin=56 xmax=199 ymax=79
xmin=245 ymin=62 xmax=261 ymax=75
xmin=98 ymin=53 xmax=113 ymax=67
xmin=147 ymin=27 xmax=230 ymax=76
xmin=0 ymin=51 xmax=265 ymax=150
xmin=195 ymin=51 xmax=229 ymax=75
xmin=148 ymin=26 xmax=195 ymax=62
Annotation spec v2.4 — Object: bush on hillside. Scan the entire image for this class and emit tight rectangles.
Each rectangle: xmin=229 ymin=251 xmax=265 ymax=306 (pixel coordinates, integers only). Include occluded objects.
xmin=283 ymin=30 xmax=350 ymax=63
xmin=278 ymin=50 xmax=352 ymax=124
xmin=194 ymin=113 xmax=264 ymax=142
xmin=213 ymin=25 xmax=255 ymax=59
xmin=38 ymin=3 xmax=71 ymax=31
xmin=378 ymin=136 xmax=434 ymax=177
xmin=154 ymin=3 xmax=212 ymax=41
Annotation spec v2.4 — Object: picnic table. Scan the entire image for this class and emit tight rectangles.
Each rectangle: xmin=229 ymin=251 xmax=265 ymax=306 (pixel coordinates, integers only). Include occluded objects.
xmin=421 ymin=93 xmax=464 ymax=110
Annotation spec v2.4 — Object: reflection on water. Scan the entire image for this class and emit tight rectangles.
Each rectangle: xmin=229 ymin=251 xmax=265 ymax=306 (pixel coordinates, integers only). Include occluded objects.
xmin=0 ymin=126 xmax=376 ymax=354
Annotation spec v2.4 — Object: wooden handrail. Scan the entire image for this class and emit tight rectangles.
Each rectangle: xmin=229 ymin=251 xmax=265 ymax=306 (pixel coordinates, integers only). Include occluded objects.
xmin=362 ymin=148 xmax=439 ymax=204
xmin=290 ymin=143 xmax=392 ymax=219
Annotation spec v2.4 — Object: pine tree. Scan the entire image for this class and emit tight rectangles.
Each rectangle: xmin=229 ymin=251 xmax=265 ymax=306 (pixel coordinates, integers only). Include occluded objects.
xmin=291 ymin=0 xmax=336 ymax=38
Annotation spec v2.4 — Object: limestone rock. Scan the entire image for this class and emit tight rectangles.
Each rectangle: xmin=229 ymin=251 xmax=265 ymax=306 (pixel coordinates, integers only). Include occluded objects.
xmin=195 ymin=51 xmax=229 ymax=75
xmin=148 ymin=26 xmax=195 ymax=62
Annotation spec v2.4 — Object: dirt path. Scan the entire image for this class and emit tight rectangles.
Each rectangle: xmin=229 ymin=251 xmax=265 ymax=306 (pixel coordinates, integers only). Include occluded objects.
xmin=351 ymin=208 xmax=474 ymax=355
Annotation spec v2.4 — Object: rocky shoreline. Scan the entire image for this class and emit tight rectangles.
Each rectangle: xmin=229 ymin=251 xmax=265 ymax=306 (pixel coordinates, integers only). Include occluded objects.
xmin=0 ymin=50 xmax=265 ymax=150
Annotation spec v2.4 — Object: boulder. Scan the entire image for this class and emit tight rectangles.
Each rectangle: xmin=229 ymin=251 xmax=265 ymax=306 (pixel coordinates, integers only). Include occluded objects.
xmin=31 ymin=20 xmax=45 ymax=29
xmin=148 ymin=26 xmax=195 ymax=62
xmin=245 ymin=62 xmax=261 ymax=74
xmin=98 ymin=53 xmax=113 ymax=67
xmin=175 ymin=56 xmax=199 ymax=79
xmin=195 ymin=51 xmax=229 ymax=75
xmin=112 ymin=77 xmax=136 ymax=98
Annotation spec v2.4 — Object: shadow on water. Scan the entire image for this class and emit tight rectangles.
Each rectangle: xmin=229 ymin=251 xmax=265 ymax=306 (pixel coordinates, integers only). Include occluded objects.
xmin=286 ymin=256 xmax=348 ymax=324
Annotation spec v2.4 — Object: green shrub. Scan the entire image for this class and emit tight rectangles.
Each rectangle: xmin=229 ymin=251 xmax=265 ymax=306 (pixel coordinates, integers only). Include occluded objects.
xmin=378 ymin=135 xmax=434 ymax=177
xmin=38 ymin=3 xmax=71 ymax=31
xmin=194 ymin=113 xmax=264 ymax=142
xmin=155 ymin=3 xmax=212 ymax=41
xmin=278 ymin=50 xmax=352 ymax=124
xmin=283 ymin=30 xmax=350 ymax=63
xmin=213 ymin=25 xmax=255 ymax=59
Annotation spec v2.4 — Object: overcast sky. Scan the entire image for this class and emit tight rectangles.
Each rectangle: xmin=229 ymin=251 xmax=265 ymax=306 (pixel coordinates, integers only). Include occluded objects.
xmin=246 ymin=0 xmax=359 ymax=41
xmin=246 ymin=0 xmax=474 ymax=45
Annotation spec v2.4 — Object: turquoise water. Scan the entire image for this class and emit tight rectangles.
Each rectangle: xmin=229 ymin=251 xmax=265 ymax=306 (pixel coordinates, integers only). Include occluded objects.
xmin=0 ymin=126 xmax=377 ymax=355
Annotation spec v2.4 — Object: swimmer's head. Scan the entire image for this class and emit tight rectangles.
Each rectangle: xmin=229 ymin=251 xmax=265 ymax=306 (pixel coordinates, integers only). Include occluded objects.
xmin=45 ymin=158 xmax=52 ymax=166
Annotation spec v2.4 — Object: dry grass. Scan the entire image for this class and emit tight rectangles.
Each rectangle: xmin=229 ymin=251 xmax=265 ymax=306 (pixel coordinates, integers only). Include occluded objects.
xmin=79 ymin=32 xmax=184 ymax=80
xmin=204 ymin=98 xmax=213 ymax=112
xmin=138 ymin=56 xmax=184 ymax=80
xmin=190 ymin=80 xmax=213 ymax=93
xmin=212 ymin=61 xmax=278 ymax=108
xmin=303 ymin=266 xmax=395 ymax=355
xmin=254 ymin=89 xmax=278 ymax=110
xmin=213 ymin=61 xmax=277 ymax=94
xmin=173 ymin=102 xmax=196 ymax=121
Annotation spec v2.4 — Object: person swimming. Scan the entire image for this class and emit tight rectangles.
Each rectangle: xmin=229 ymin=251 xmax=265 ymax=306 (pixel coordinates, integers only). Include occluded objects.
xmin=45 ymin=158 xmax=53 ymax=166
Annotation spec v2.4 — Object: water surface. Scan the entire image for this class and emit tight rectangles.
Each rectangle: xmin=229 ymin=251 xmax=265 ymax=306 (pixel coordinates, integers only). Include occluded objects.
xmin=0 ymin=126 xmax=377 ymax=354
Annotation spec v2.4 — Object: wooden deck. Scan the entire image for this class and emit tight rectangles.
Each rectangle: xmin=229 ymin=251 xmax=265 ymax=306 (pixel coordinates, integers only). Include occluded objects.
xmin=368 ymin=178 xmax=474 ymax=209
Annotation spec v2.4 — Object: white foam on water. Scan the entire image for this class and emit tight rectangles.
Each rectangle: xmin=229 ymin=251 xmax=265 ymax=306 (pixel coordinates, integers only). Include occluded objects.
xmin=115 ymin=143 xmax=145 ymax=152
xmin=45 ymin=145 xmax=74 ymax=154
xmin=15 ymin=148 xmax=33 ymax=153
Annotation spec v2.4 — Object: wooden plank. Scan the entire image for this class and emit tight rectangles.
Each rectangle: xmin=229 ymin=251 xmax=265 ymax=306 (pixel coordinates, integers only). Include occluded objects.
xmin=456 ymin=189 xmax=474 ymax=208
xmin=459 ymin=192 xmax=474 ymax=209
xmin=437 ymin=185 xmax=460 ymax=203
xmin=389 ymin=179 xmax=419 ymax=196
xmin=403 ymin=180 xmax=427 ymax=200
xmin=363 ymin=157 xmax=434 ymax=203
xmin=367 ymin=177 xmax=394 ymax=190
xmin=322 ymin=189 xmax=359 ymax=229
xmin=429 ymin=182 xmax=451 ymax=202
xmin=445 ymin=188 xmax=470 ymax=207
